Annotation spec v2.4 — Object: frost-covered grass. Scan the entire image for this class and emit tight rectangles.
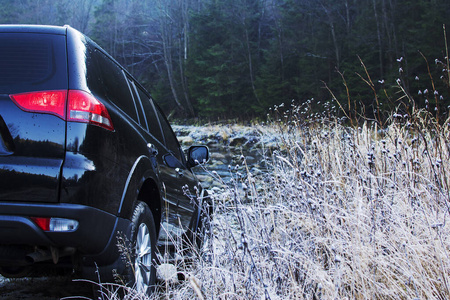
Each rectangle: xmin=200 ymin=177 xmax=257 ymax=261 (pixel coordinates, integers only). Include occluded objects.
xmin=192 ymin=114 xmax=450 ymax=299
xmin=104 ymin=102 xmax=450 ymax=299
xmin=96 ymin=44 xmax=450 ymax=297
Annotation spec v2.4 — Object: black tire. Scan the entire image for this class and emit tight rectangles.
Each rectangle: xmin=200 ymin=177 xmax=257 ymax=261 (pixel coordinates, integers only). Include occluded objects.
xmin=0 ymin=246 xmax=31 ymax=278
xmin=126 ymin=201 xmax=157 ymax=295
xmin=0 ymin=266 xmax=31 ymax=278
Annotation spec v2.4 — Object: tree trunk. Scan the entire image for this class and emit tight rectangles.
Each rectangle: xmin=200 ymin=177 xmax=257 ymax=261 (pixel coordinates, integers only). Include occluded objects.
xmin=329 ymin=21 xmax=340 ymax=69
xmin=158 ymin=0 xmax=184 ymax=114
xmin=344 ymin=0 xmax=351 ymax=35
xmin=372 ymin=0 xmax=384 ymax=78
xmin=244 ymin=27 xmax=261 ymax=105
xmin=320 ymin=3 xmax=340 ymax=69
xmin=179 ymin=0 xmax=195 ymax=116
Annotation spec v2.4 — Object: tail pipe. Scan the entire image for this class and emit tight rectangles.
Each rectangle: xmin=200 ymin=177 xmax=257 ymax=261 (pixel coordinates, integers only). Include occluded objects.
xmin=26 ymin=246 xmax=76 ymax=264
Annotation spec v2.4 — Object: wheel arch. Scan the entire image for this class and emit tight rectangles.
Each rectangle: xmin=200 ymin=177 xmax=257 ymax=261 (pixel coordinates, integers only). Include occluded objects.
xmin=136 ymin=178 xmax=161 ymax=236
xmin=118 ymin=156 xmax=162 ymax=236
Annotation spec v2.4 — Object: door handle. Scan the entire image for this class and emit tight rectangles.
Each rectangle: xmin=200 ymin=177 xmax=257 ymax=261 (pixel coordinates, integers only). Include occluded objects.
xmin=147 ymin=143 xmax=158 ymax=156
xmin=175 ymin=168 xmax=184 ymax=177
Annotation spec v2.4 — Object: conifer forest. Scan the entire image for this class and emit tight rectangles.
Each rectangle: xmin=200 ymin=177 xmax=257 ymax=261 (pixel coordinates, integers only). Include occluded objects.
xmin=1 ymin=0 xmax=449 ymax=121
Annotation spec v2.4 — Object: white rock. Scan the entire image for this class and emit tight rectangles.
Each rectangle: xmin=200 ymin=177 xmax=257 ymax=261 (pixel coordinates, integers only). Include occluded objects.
xmin=157 ymin=263 xmax=178 ymax=283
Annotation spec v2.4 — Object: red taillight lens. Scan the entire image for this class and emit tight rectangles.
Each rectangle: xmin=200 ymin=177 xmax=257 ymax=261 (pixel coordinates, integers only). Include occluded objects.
xmin=10 ymin=90 xmax=114 ymax=131
xmin=30 ymin=217 xmax=51 ymax=231
xmin=67 ymin=90 xmax=114 ymax=131
xmin=10 ymin=90 xmax=67 ymax=119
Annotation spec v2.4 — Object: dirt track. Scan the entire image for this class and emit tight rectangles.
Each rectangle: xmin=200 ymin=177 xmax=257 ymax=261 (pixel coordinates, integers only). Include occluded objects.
xmin=0 ymin=275 xmax=95 ymax=299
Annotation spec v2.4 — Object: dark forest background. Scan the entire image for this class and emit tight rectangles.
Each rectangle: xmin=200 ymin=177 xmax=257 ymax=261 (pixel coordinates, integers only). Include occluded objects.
xmin=1 ymin=0 xmax=450 ymax=121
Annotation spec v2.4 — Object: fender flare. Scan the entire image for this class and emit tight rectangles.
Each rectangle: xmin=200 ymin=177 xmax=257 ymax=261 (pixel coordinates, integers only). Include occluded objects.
xmin=117 ymin=155 xmax=161 ymax=220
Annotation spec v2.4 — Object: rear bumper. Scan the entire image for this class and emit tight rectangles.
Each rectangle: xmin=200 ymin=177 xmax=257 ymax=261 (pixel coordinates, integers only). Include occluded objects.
xmin=0 ymin=202 xmax=127 ymax=255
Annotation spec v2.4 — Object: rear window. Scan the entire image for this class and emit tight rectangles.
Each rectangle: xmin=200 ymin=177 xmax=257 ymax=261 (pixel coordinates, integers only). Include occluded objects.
xmin=0 ymin=33 xmax=67 ymax=94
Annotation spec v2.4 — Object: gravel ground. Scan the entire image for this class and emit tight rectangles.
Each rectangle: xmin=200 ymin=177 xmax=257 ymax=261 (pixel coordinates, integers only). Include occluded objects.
xmin=0 ymin=275 xmax=95 ymax=299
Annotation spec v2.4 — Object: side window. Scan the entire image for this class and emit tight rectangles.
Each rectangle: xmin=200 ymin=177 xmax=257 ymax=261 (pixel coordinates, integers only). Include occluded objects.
xmin=125 ymin=77 xmax=145 ymax=126
xmin=85 ymin=47 xmax=104 ymax=99
xmin=94 ymin=51 xmax=139 ymax=123
xmin=137 ymin=87 xmax=165 ymax=144
xmin=154 ymin=104 xmax=183 ymax=162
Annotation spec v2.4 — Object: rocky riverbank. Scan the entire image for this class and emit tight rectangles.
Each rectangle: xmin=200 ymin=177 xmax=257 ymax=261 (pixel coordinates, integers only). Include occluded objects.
xmin=172 ymin=124 xmax=279 ymax=190
xmin=172 ymin=124 xmax=280 ymax=148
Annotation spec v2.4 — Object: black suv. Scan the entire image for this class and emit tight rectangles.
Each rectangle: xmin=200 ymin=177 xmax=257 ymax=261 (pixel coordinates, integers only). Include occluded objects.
xmin=0 ymin=25 xmax=209 ymax=293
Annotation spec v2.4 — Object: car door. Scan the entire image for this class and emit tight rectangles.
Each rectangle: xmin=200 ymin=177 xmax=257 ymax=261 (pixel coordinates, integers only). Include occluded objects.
xmin=155 ymin=105 xmax=199 ymax=232
xmin=136 ymin=88 xmax=198 ymax=242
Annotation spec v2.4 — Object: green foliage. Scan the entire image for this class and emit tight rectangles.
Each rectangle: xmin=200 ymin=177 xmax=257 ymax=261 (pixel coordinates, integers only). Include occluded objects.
xmin=186 ymin=0 xmax=265 ymax=118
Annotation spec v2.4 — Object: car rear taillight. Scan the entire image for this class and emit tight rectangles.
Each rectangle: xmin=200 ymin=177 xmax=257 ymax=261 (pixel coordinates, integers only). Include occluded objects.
xmin=10 ymin=90 xmax=114 ymax=131
xmin=67 ymin=90 xmax=114 ymax=131
xmin=10 ymin=90 xmax=67 ymax=119
xmin=31 ymin=217 xmax=79 ymax=232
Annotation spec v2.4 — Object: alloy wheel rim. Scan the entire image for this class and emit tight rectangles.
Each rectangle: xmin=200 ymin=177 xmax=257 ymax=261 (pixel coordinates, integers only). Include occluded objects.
xmin=134 ymin=223 xmax=152 ymax=293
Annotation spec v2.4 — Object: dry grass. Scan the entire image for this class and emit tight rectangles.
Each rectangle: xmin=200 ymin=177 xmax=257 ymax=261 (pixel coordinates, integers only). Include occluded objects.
xmin=109 ymin=104 xmax=450 ymax=300
xmin=192 ymin=110 xmax=450 ymax=300
xmin=100 ymin=46 xmax=450 ymax=299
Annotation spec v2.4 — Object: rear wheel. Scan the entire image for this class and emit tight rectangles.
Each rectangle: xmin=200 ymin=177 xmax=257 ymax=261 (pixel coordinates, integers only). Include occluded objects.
xmin=0 ymin=266 xmax=31 ymax=278
xmin=128 ymin=201 xmax=157 ymax=295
